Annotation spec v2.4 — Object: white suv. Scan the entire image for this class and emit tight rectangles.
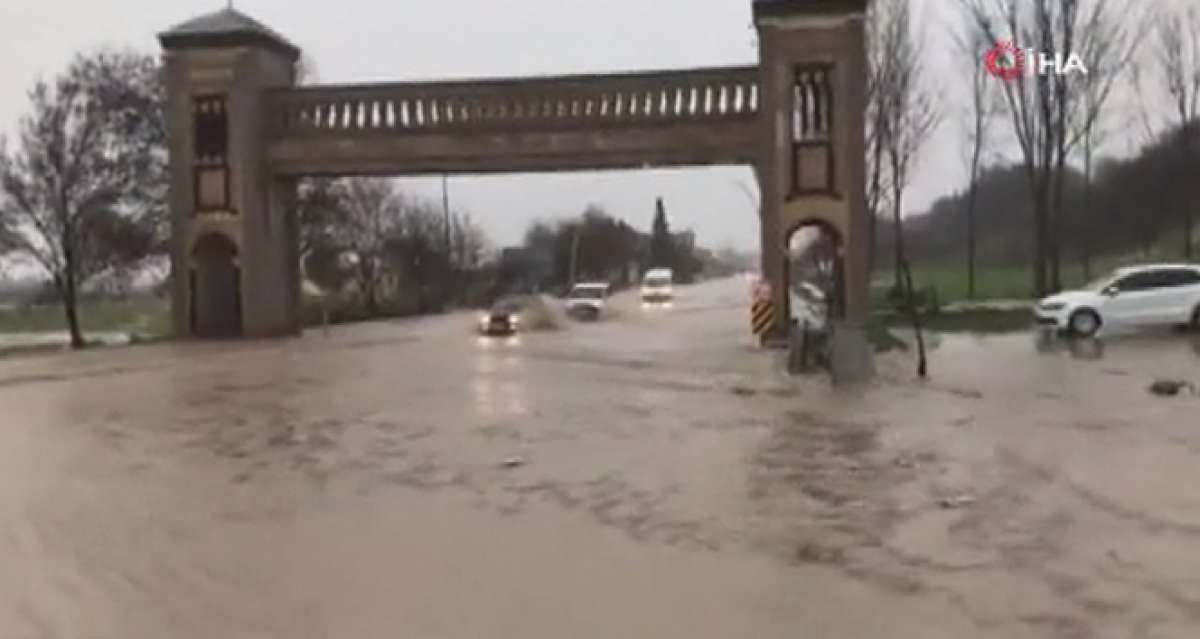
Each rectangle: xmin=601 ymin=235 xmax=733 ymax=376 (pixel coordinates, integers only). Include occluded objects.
xmin=1035 ymin=264 xmax=1200 ymax=336
xmin=565 ymin=282 xmax=610 ymax=320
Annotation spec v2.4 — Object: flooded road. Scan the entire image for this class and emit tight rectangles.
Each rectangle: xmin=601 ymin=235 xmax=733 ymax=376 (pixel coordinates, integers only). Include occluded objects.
xmin=2 ymin=277 xmax=1199 ymax=638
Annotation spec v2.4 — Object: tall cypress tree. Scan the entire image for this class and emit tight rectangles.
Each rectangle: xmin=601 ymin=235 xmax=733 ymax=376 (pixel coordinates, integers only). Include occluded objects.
xmin=649 ymin=197 xmax=674 ymax=269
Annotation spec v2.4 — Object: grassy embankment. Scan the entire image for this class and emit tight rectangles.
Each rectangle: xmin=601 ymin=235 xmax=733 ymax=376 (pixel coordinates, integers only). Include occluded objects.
xmin=0 ymin=298 xmax=172 ymax=356
xmin=0 ymin=298 xmax=170 ymax=335
xmin=870 ymin=262 xmax=1092 ymax=334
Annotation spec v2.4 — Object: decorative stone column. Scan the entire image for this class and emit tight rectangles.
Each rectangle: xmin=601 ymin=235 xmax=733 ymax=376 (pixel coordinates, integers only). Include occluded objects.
xmin=753 ymin=0 xmax=873 ymax=382
xmin=159 ymin=8 xmax=302 ymax=338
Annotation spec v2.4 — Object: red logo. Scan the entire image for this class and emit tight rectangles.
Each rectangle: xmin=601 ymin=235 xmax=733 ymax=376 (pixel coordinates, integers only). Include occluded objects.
xmin=983 ymin=42 xmax=1024 ymax=80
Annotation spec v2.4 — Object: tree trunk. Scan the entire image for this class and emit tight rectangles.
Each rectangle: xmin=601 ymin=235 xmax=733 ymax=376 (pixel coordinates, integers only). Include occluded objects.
xmin=901 ymin=259 xmax=927 ymax=379
xmin=59 ymin=232 xmax=85 ymax=349
xmin=1186 ymin=206 xmax=1194 ymax=262
xmin=1051 ymin=144 xmax=1067 ymax=293
xmin=1050 ymin=6 xmax=1074 ymax=294
xmin=1183 ymin=126 xmax=1195 ymax=261
xmin=965 ymin=144 xmax=982 ymax=300
xmin=892 ymin=187 xmax=905 ymax=292
xmin=867 ymin=202 xmax=878 ymax=274
xmin=56 ymin=274 xmax=85 ymax=350
xmin=1082 ymin=134 xmax=1093 ymax=280
xmin=1033 ymin=65 xmax=1056 ymax=300
xmin=360 ymin=261 xmax=378 ymax=316
xmin=966 ymin=183 xmax=978 ymax=300
xmin=1033 ymin=190 xmax=1050 ymax=299
xmin=365 ymin=284 xmax=377 ymax=315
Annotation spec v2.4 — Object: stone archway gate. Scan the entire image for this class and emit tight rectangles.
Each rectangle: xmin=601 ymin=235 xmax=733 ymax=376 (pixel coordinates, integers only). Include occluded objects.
xmin=160 ymin=0 xmax=873 ymax=378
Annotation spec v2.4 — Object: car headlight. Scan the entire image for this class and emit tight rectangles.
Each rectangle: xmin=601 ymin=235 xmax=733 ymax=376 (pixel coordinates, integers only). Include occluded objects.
xmin=1039 ymin=302 xmax=1066 ymax=312
xmin=479 ymin=314 xmax=491 ymax=325
xmin=510 ymin=314 xmax=521 ymax=324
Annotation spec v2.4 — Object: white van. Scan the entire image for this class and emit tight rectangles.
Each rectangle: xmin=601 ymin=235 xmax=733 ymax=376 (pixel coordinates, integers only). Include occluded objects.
xmin=641 ymin=268 xmax=674 ymax=303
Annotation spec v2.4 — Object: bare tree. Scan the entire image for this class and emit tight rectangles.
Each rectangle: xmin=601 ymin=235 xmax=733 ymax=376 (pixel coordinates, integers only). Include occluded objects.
xmin=391 ymin=199 xmax=453 ymax=312
xmin=334 ymin=177 xmax=403 ymax=314
xmin=0 ymin=50 xmax=164 ymax=347
xmin=954 ymin=22 xmax=999 ymax=298
xmin=877 ymin=0 xmax=941 ymax=291
xmin=1153 ymin=6 xmax=1200 ymax=259
xmin=448 ymin=211 xmax=487 ymax=305
xmin=1048 ymin=0 xmax=1137 ymax=288
xmin=1071 ymin=1 xmax=1139 ymax=279
xmin=1045 ymin=0 xmax=1079 ymax=291
xmin=296 ymin=177 xmax=351 ymax=289
xmin=960 ymin=0 xmax=1108 ymax=296
xmin=865 ymin=0 xmax=894 ymax=273
xmin=961 ymin=0 xmax=1050 ymax=296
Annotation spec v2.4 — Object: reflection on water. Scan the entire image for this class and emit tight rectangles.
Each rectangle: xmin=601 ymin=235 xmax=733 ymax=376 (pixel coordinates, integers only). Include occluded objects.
xmin=1028 ymin=329 xmax=1200 ymax=361
xmin=471 ymin=341 xmax=528 ymax=417
xmin=1069 ymin=337 xmax=1104 ymax=360
xmin=475 ymin=335 xmax=522 ymax=349
xmin=641 ymin=301 xmax=675 ymax=311
xmin=1033 ymin=329 xmax=1060 ymax=355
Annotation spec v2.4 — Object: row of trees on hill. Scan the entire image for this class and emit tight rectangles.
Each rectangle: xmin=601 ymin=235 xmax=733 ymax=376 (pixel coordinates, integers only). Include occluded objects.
xmin=890 ymin=121 xmax=1200 ymax=273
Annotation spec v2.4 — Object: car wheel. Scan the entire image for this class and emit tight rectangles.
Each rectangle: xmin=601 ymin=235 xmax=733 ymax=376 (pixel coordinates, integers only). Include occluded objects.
xmin=1068 ymin=309 xmax=1102 ymax=337
xmin=1191 ymin=305 xmax=1200 ymax=332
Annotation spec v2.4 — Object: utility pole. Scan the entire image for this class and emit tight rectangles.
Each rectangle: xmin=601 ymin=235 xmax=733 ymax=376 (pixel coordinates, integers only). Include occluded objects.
xmin=442 ymin=174 xmax=451 ymax=256
xmin=442 ymin=174 xmax=452 ymax=307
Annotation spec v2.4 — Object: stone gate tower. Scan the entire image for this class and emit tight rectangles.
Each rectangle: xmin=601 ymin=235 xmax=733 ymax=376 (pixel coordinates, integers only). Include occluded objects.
xmin=753 ymin=0 xmax=873 ymax=380
xmin=159 ymin=9 xmax=302 ymax=338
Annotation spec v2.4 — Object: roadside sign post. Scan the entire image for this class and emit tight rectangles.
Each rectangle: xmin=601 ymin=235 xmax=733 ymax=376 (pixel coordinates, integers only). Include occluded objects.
xmin=750 ymin=280 xmax=777 ymax=343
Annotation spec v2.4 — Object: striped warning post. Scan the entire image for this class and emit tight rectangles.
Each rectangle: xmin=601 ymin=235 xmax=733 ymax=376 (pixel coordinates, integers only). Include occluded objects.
xmin=751 ymin=299 xmax=776 ymax=336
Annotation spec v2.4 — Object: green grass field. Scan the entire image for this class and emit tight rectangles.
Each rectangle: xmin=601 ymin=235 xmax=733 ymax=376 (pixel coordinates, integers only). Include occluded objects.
xmin=867 ymin=262 xmax=1082 ymax=335
xmin=0 ymin=298 xmax=172 ymax=337
xmin=872 ymin=262 xmax=1094 ymax=305
xmin=890 ymin=239 xmax=1200 ymax=305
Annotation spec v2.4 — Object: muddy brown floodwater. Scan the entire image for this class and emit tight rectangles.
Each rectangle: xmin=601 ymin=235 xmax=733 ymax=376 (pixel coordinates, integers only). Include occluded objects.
xmin=1 ymin=277 xmax=1199 ymax=638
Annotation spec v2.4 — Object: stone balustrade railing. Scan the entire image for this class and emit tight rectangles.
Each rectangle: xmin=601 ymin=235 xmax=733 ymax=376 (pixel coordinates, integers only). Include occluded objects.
xmin=270 ymin=66 xmax=760 ymax=137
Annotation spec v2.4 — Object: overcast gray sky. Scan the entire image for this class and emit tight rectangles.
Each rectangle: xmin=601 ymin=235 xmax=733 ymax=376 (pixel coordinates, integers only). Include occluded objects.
xmin=0 ymin=0 xmax=1168 ymax=252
